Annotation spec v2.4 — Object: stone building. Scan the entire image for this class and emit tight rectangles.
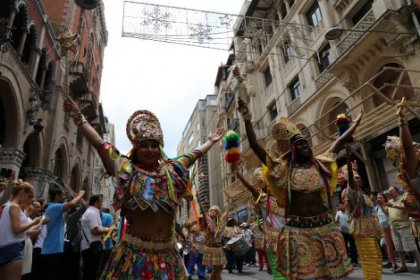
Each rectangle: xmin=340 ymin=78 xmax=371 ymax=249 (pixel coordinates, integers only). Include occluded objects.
xmin=216 ymin=0 xmax=420 ymax=218
xmin=177 ymin=95 xmax=224 ymax=220
xmin=91 ymin=117 xmax=116 ymax=210
xmin=0 ymin=0 xmax=107 ymax=199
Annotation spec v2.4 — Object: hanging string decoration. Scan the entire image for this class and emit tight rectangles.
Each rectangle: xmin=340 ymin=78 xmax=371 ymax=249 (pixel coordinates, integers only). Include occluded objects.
xmin=224 ymin=130 xmax=240 ymax=164
xmin=335 ymin=113 xmax=353 ymax=143
xmin=122 ymin=1 xmax=314 ymax=54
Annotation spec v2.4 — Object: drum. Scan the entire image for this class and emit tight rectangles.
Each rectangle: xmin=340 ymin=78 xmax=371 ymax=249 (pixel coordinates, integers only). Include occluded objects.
xmin=227 ymin=235 xmax=249 ymax=257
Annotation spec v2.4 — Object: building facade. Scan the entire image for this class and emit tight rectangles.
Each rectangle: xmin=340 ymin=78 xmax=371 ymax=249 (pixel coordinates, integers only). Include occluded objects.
xmin=0 ymin=0 xmax=108 ymax=200
xmin=91 ymin=117 xmax=116 ymax=210
xmin=177 ymin=95 xmax=224 ymax=220
xmin=213 ymin=0 xmax=420 ymax=216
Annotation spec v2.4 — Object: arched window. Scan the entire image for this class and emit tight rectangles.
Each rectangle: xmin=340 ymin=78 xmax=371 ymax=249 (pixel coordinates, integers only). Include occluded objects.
xmin=70 ymin=166 xmax=80 ymax=192
xmin=35 ymin=48 xmax=47 ymax=88
xmin=11 ymin=4 xmax=29 ymax=53
xmin=373 ymin=63 xmax=414 ymax=106
xmin=21 ymin=23 xmax=37 ymax=64
xmin=53 ymin=148 xmax=65 ymax=179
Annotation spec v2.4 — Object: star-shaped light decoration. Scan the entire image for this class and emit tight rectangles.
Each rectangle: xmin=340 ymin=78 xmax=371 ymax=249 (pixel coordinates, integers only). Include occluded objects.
xmin=219 ymin=14 xmax=232 ymax=29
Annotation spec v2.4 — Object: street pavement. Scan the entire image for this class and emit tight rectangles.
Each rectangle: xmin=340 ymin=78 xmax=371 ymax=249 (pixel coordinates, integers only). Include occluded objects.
xmin=197 ymin=263 xmax=420 ymax=279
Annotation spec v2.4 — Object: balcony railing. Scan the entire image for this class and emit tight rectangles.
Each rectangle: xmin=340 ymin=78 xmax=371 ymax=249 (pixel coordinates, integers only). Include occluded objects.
xmin=315 ymin=71 xmax=334 ymax=90
xmin=287 ymin=96 xmax=301 ymax=116
xmin=336 ymin=10 xmax=376 ymax=55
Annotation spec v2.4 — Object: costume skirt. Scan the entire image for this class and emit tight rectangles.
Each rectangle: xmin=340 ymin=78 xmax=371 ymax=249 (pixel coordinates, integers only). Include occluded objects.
xmin=100 ymin=234 xmax=187 ymax=280
xmin=277 ymin=213 xmax=353 ymax=280
xmin=202 ymin=243 xmax=226 ymax=266
xmin=354 ymin=237 xmax=382 ymax=280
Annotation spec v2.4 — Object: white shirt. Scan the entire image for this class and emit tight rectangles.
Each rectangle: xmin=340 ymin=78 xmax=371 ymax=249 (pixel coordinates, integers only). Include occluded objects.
xmin=34 ymin=215 xmax=48 ymax=249
xmin=80 ymin=206 xmax=103 ymax=251
xmin=0 ymin=202 xmax=29 ymax=247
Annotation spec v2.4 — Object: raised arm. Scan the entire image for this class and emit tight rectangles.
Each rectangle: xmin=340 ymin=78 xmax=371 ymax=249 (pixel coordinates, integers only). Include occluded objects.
xmin=345 ymin=145 xmax=357 ymax=190
xmin=177 ymin=128 xmax=225 ymax=169
xmin=64 ymin=97 xmax=117 ymax=175
xmin=238 ymin=98 xmax=268 ymax=165
xmin=397 ymin=102 xmax=418 ymax=179
xmin=232 ymin=163 xmax=260 ymax=199
xmin=329 ymin=109 xmax=364 ymax=154
xmin=63 ymin=190 xmax=85 ymax=211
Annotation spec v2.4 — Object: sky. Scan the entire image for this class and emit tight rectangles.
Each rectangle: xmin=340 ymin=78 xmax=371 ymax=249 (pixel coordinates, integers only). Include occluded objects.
xmin=100 ymin=0 xmax=246 ymax=156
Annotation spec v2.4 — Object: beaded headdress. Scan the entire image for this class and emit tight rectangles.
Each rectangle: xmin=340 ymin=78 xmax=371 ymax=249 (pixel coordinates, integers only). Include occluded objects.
xmin=272 ymin=117 xmax=303 ymax=156
xmin=126 ymin=110 xmax=164 ymax=146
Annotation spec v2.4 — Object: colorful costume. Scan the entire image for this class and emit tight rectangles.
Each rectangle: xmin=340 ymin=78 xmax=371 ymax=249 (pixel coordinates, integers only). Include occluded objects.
xmin=340 ymin=163 xmax=382 ymax=280
xmin=263 ymin=118 xmax=353 ymax=280
xmin=202 ymin=207 xmax=227 ymax=267
xmin=100 ymin=110 xmax=194 ymax=280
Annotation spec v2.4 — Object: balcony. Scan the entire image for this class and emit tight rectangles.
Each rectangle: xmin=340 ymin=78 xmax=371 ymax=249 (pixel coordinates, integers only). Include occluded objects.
xmin=287 ymin=96 xmax=301 ymax=116
xmin=315 ymin=71 xmax=334 ymax=90
xmin=336 ymin=10 xmax=376 ymax=55
xmin=69 ymin=61 xmax=90 ymax=83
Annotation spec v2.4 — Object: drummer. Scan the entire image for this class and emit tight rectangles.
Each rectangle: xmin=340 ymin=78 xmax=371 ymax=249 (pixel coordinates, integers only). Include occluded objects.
xmin=223 ymin=218 xmax=245 ymax=273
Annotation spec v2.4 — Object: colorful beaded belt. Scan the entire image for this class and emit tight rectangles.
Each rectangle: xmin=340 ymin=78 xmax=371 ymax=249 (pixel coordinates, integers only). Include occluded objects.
xmin=124 ymin=234 xmax=176 ymax=251
xmin=285 ymin=212 xmax=332 ymax=228
xmin=206 ymin=242 xmax=223 ymax=248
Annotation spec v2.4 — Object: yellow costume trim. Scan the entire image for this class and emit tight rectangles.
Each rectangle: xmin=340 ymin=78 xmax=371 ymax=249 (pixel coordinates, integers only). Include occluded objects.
xmin=354 ymin=237 xmax=382 ymax=280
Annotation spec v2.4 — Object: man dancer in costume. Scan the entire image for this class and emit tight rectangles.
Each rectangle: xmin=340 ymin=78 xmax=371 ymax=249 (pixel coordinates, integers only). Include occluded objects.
xmin=233 ymin=166 xmax=285 ymax=280
xmin=64 ymin=98 xmax=224 ymax=279
xmin=341 ymin=145 xmax=383 ymax=279
xmin=237 ymin=96 xmax=362 ymax=279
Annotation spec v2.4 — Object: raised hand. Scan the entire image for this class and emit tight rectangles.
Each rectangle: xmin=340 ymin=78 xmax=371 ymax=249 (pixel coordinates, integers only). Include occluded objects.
xmin=208 ymin=127 xmax=225 ymax=143
xmin=396 ymin=98 xmax=406 ymax=117
xmin=353 ymin=108 xmax=364 ymax=124
xmin=237 ymin=98 xmax=250 ymax=117
xmin=63 ymin=97 xmax=80 ymax=117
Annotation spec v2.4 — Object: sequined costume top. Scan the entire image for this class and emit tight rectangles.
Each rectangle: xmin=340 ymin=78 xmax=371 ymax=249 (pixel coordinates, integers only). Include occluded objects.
xmin=104 ymin=142 xmax=192 ymax=213
xmin=262 ymin=151 xmax=338 ymax=213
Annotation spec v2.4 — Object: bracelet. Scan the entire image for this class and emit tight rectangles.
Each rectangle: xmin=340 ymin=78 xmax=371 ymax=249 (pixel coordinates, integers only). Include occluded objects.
xmin=72 ymin=112 xmax=87 ymax=126
xmin=399 ymin=116 xmax=407 ymax=126
xmin=242 ymin=113 xmax=252 ymax=121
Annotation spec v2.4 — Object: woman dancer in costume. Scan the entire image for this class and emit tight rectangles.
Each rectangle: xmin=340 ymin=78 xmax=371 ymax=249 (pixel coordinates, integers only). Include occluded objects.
xmin=237 ymin=94 xmax=362 ymax=279
xmin=199 ymin=201 xmax=230 ymax=280
xmin=64 ymin=98 xmax=224 ymax=280
xmin=341 ymin=145 xmax=382 ymax=279
xmin=233 ymin=165 xmax=285 ymax=280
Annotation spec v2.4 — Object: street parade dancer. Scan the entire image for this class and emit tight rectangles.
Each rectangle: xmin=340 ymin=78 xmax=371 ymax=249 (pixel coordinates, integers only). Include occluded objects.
xmin=237 ymin=83 xmax=362 ymax=278
xmin=341 ymin=145 xmax=383 ymax=279
xmin=63 ymin=97 xmax=224 ymax=279
xmin=197 ymin=196 xmax=231 ymax=280
xmin=233 ymin=165 xmax=285 ymax=280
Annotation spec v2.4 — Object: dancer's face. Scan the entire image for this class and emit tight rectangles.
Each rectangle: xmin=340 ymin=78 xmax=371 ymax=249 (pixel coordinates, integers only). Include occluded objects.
xmin=293 ymin=139 xmax=312 ymax=160
xmin=135 ymin=140 xmax=161 ymax=167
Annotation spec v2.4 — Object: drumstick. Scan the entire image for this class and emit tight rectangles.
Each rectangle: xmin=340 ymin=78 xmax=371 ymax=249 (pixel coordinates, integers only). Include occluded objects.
xmin=396 ymin=97 xmax=405 ymax=115
xmin=103 ymin=228 xmax=113 ymax=242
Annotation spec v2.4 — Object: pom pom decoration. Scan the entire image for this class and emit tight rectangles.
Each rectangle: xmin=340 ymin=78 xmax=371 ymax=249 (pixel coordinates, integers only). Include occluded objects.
xmin=335 ymin=113 xmax=353 ymax=143
xmin=224 ymin=130 xmax=241 ymax=164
